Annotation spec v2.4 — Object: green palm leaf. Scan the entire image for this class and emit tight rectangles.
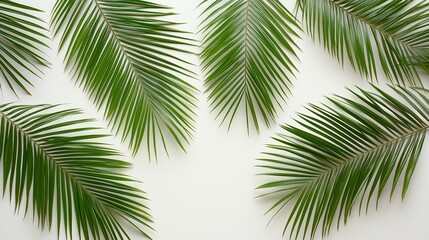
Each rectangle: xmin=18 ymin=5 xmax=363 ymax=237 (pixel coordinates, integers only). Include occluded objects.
xmin=0 ymin=104 xmax=153 ymax=239
xmin=257 ymin=85 xmax=429 ymax=239
xmin=0 ymin=0 xmax=49 ymax=95
xmin=51 ymin=0 xmax=198 ymax=158
xmin=200 ymin=0 xmax=300 ymax=132
xmin=297 ymin=0 xmax=429 ymax=85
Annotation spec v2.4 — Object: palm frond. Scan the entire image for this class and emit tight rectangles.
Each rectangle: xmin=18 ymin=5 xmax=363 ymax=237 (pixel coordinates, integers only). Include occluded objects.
xmin=257 ymin=85 xmax=429 ymax=239
xmin=297 ymin=0 xmax=429 ymax=86
xmin=51 ymin=0 xmax=198 ymax=158
xmin=199 ymin=0 xmax=300 ymax=132
xmin=0 ymin=104 xmax=153 ymax=239
xmin=0 ymin=0 xmax=49 ymax=95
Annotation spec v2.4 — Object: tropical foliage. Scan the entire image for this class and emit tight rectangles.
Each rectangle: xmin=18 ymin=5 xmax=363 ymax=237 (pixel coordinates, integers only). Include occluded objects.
xmin=0 ymin=0 xmax=49 ymax=95
xmin=1 ymin=0 xmax=429 ymax=239
xmin=199 ymin=0 xmax=300 ymax=131
xmin=0 ymin=104 xmax=153 ymax=239
xmin=51 ymin=0 xmax=198 ymax=157
xmin=296 ymin=0 xmax=429 ymax=85
xmin=257 ymin=85 xmax=429 ymax=239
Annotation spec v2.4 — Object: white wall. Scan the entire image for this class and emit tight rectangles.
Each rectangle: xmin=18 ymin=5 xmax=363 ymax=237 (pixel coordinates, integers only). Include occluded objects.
xmin=0 ymin=0 xmax=428 ymax=239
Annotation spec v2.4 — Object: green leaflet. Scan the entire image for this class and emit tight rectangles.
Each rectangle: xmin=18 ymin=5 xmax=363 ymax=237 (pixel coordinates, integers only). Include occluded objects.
xmin=0 ymin=0 xmax=49 ymax=95
xmin=298 ymin=0 xmax=429 ymax=85
xmin=0 ymin=104 xmax=153 ymax=239
xmin=200 ymin=0 xmax=301 ymax=132
xmin=258 ymin=85 xmax=429 ymax=239
xmin=51 ymin=0 xmax=198 ymax=158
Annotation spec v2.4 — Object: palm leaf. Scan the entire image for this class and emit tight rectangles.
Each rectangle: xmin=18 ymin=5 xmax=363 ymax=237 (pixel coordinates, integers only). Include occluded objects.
xmin=257 ymin=85 xmax=429 ymax=239
xmin=0 ymin=0 xmax=49 ymax=95
xmin=51 ymin=0 xmax=198 ymax=158
xmin=199 ymin=0 xmax=300 ymax=132
xmin=297 ymin=0 xmax=429 ymax=86
xmin=0 ymin=104 xmax=153 ymax=239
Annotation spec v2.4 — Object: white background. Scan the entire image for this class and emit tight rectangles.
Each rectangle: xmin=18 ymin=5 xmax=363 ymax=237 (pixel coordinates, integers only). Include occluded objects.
xmin=1 ymin=0 xmax=429 ymax=240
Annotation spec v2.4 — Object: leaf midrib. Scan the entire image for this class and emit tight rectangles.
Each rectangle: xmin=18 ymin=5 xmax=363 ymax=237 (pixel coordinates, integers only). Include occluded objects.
xmin=243 ymin=0 xmax=251 ymax=93
xmin=298 ymin=124 xmax=429 ymax=191
xmin=0 ymin=110 xmax=113 ymax=215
